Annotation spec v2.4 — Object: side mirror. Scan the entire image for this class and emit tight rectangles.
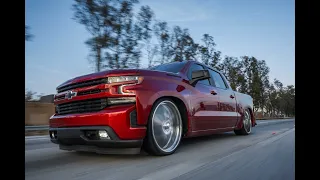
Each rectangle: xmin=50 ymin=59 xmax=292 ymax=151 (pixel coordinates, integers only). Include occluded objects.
xmin=189 ymin=70 xmax=210 ymax=86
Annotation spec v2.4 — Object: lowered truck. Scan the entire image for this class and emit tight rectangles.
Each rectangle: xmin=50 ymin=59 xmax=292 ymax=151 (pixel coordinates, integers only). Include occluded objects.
xmin=49 ymin=60 xmax=256 ymax=156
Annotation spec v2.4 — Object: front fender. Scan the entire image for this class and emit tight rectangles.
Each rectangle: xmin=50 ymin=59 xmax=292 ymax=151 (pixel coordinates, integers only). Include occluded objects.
xmin=134 ymin=75 xmax=192 ymax=126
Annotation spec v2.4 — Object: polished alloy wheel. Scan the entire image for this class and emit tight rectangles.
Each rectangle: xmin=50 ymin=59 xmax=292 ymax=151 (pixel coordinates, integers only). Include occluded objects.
xmin=151 ymin=100 xmax=182 ymax=153
xmin=243 ymin=110 xmax=252 ymax=133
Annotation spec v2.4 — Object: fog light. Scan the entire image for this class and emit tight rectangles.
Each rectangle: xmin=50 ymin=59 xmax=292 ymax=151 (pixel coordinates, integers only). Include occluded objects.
xmin=98 ymin=130 xmax=110 ymax=139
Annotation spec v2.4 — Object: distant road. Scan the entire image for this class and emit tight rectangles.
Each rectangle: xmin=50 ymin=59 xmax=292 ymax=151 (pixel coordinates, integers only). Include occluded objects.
xmin=25 ymin=119 xmax=295 ymax=180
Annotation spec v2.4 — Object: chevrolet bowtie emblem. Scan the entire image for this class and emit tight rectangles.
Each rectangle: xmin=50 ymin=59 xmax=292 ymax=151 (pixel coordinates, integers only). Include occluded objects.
xmin=65 ymin=91 xmax=77 ymax=100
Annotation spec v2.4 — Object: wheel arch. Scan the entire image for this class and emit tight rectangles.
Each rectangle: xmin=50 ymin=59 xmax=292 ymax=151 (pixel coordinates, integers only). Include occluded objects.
xmin=150 ymin=96 xmax=189 ymax=136
xmin=246 ymin=107 xmax=256 ymax=126
xmin=235 ymin=106 xmax=255 ymax=130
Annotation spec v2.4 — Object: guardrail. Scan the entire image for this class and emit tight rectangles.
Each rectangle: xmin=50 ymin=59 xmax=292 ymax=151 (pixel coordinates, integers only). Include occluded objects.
xmin=25 ymin=125 xmax=49 ymax=131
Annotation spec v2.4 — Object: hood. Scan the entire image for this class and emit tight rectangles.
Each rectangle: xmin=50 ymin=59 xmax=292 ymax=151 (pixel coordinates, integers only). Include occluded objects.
xmin=57 ymin=69 xmax=139 ymax=90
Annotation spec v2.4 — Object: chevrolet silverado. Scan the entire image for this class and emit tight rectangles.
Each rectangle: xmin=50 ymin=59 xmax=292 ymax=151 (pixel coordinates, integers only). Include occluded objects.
xmin=49 ymin=60 xmax=256 ymax=156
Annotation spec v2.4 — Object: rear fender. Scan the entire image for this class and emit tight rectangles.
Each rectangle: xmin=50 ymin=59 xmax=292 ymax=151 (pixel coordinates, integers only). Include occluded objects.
xmin=235 ymin=106 xmax=256 ymax=129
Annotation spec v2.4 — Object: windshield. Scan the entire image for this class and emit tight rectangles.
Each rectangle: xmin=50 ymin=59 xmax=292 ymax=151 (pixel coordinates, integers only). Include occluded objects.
xmin=149 ymin=61 xmax=187 ymax=74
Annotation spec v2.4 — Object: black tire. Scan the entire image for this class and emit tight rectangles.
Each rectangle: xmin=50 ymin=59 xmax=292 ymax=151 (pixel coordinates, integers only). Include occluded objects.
xmin=234 ymin=109 xmax=252 ymax=135
xmin=143 ymin=98 xmax=183 ymax=156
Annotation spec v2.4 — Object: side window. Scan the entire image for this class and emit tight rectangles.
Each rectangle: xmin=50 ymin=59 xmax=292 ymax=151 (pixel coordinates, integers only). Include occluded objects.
xmin=208 ymin=69 xmax=228 ymax=89
xmin=188 ymin=64 xmax=210 ymax=86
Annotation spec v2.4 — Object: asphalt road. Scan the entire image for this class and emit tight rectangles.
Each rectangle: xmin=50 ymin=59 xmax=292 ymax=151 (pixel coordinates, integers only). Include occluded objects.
xmin=25 ymin=119 xmax=295 ymax=180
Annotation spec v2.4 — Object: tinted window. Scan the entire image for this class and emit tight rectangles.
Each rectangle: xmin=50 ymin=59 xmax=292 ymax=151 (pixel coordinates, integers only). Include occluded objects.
xmin=188 ymin=64 xmax=210 ymax=86
xmin=149 ymin=61 xmax=187 ymax=73
xmin=208 ymin=69 xmax=227 ymax=89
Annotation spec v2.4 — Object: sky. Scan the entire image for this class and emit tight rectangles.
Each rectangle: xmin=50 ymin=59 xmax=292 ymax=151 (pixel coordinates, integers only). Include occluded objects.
xmin=25 ymin=0 xmax=295 ymax=95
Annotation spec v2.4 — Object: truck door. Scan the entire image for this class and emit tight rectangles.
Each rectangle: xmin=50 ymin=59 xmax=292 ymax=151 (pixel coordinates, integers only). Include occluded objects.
xmin=207 ymin=68 xmax=238 ymax=128
xmin=187 ymin=63 xmax=220 ymax=131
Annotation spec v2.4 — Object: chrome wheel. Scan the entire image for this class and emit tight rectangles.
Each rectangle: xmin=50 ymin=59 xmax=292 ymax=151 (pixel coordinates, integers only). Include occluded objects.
xmin=151 ymin=100 xmax=182 ymax=153
xmin=243 ymin=110 xmax=252 ymax=133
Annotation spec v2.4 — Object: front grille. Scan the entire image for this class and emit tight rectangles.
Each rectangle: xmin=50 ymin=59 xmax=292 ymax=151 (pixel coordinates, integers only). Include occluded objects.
xmin=56 ymin=98 xmax=108 ymax=115
xmin=77 ymin=89 xmax=102 ymax=96
xmin=57 ymin=78 xmax=108 ymax=93
xmin=55 ymin=89 xmax=102 ymax=101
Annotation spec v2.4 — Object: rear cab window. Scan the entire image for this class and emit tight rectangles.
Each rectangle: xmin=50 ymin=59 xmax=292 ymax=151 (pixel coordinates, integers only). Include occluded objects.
xmin=207 ymin=68 xmax=228 ymax=89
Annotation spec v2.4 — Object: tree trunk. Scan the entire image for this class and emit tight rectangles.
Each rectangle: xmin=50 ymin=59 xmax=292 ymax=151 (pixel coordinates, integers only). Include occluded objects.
xmin=96 ymin=46 xmax=101 ymax=72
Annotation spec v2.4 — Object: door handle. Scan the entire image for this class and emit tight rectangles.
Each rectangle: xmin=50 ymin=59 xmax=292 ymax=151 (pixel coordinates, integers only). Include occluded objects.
xmin=210 ymin=90 xmax=217 ymax=95
xmin=230 ymin=95 xmax=235 ymax=99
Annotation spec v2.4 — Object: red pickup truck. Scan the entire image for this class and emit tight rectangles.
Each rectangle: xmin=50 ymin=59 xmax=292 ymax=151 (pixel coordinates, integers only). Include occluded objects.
xmin=49 ymin=60 xmax=256 ymax=156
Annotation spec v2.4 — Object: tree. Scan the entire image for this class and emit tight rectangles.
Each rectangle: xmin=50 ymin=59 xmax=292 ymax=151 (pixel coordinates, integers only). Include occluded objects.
xmin=274 ymin=78 xmax=283 ymax=90
xmin=219 ymin=56 xmax=245 ymax=91
xmin=255 ymin=59 xmax=270 ymax=112
xmin=136 ymin=6 xmax=154 ymax=41
xmin=171 ymin=26 xmax=198 ymax=62
xmin=72 ymin=0 xmax=109 ymax=72
xmin=25 ymin=89 xmax=36 ymax=101
xmin=136 ymin=6 xmax=155 ymax=67
xmin=264 ymin=79 xmax=295 ymax=117
xmin=25 ymin=25 xmax=34 ymax=41
xmin=71 ymin=0 xmax=294 ymax=118
xmin=284 ymin=85 xmax=295 ymax=116
xmin=237 ymin=56 xmax=270 ymax=112
xmin=108 ymin=0 xmax=141 ymax=69
xmin=73 ymin=0 xmax=155 ymax=70
xmin=199 ymin=34 xmax=217 ymax=66
xmin=85 ymin=36 xmax=106 ymax=72
xmin=210 ymin=51 xmax=222 ymax=70
xmin=122 ymin=4 xmax=154 ymax=68
xmin=153 ymin=21 xmax=173 ymax=64
xmin=146 ymin=43 xmax=158 ymax=67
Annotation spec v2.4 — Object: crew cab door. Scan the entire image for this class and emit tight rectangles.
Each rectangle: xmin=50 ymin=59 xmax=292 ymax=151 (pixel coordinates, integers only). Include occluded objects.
xmin=207 ymin=68 xmax=238 ymax=128
xmin=187 ymin=63 xmax=220 ymax=131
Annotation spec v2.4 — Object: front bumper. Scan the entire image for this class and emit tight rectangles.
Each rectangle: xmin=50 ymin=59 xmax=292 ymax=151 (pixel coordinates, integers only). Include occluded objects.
xmin=50 ymin=126 xmax=143 ymax=154
xmin=49 ymin=104 xmax=146 ymax=140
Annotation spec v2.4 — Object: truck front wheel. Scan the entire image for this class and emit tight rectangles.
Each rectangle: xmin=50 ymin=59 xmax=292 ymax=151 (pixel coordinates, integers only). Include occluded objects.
xmin=143 ymin=98 xmax=183 ymax=156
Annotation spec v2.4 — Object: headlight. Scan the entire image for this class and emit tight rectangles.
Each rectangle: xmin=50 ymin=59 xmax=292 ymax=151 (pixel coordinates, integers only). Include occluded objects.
xmin=107 ymin=76 xmax=143 ymax=84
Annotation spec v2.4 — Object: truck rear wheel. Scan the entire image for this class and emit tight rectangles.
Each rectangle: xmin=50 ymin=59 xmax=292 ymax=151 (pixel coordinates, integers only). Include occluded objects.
xmin=234 ymin=109 xmax=252 ymax=135
xmin=143 ymin=98 xmax=183 ymax=156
